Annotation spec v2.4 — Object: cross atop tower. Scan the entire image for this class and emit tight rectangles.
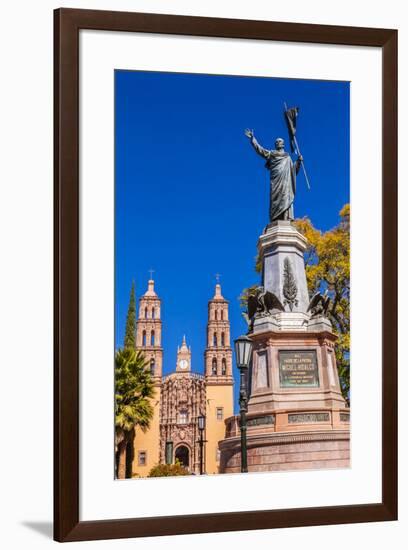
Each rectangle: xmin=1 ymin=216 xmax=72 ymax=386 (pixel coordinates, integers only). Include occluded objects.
xmin=215 ymin=273 xmax=221 ymax=283
xmin=148 ymin=268 xmax=155 ymax=280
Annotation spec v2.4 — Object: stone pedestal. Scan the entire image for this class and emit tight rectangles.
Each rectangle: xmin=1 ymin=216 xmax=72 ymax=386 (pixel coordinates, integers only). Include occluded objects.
xmin=259 ymin=221 xmax=309 ymax=313
xmin=219 ymin=423 xmax=350 ymax=473
xmin=219 ymin=332 xmax=350 ymax=473
xmin=247 ymin=329 xmax=345 ymax=412
xmin=219 ymin=220 xmax=350 ymax=474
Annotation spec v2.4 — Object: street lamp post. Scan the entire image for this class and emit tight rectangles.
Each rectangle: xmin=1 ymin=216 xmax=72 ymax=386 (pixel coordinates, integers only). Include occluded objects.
xmin=197 ymin=414 xmax=206 ymax=475
xmin=234 ymin=334 xmax=253 ymax=473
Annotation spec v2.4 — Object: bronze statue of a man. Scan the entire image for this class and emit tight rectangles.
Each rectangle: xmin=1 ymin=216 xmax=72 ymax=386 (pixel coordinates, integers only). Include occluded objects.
xmin=245 ymin=130 xmax=303 ymax=222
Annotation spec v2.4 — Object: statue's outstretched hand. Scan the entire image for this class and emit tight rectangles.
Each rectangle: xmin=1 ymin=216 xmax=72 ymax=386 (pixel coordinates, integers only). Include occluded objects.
xmin=245 ymin=128 xmax=254 ymax=139
xmin=297 ymin=154 xmax=303 ymax=162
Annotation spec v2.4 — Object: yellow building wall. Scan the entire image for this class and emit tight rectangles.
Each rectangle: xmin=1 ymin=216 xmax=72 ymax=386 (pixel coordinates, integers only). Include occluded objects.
xmin=132 ymin=387 xmax=161 ymax=478
xmin=205 ymin=383 xmax=234 ymax=474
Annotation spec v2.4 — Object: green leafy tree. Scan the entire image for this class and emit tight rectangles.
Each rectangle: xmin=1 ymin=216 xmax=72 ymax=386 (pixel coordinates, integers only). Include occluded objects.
xmin=115 ymin=348 xmax=155 ymax=479
xmin=148 ymin=459 xmax=190 ymax=477
xmin=124 ymin=281 xmax=136 ymax=349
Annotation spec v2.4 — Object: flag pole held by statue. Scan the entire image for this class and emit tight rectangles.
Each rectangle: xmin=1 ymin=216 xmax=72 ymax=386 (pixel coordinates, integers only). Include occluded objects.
xmin=284 ymin=102 xmax=311 ymax=190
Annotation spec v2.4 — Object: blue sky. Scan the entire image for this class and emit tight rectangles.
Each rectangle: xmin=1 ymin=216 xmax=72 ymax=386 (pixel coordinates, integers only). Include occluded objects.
xmin=115 ymin=70 xmax=350 ymax=412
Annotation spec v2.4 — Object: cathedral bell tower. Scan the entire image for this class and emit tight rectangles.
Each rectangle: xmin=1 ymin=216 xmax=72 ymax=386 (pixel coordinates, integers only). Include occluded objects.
xmin=204 ymin=283 xmax=233 ymax=382
xmin=204 ymin=282 xmax=234 ymax=474
xmin=132 ymin=278 xmax=162 ymax=477
xmin=135 ymin=278 xmax=162 ymax=384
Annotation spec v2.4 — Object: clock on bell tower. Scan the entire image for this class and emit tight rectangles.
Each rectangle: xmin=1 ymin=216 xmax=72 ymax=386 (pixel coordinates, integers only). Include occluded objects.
xmin=176 ymin=335 xmax=191 ymax=372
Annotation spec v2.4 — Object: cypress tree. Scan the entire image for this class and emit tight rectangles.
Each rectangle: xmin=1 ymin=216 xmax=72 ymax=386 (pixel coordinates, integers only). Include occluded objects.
xmin=124 ymin=281 xmax=136 ymax=349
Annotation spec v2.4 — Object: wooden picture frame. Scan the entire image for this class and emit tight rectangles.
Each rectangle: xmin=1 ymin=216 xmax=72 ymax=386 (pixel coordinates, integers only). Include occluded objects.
xmin=54 ymin=8 xmax=397 ymax=542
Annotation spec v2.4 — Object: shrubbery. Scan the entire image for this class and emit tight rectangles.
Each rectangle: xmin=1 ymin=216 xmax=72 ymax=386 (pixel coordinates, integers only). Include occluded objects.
xmin=148 ymin=460 xmax=190 ymax=477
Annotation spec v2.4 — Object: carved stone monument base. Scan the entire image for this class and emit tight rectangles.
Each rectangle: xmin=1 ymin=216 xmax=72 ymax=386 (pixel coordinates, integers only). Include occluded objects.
xmin=219 ymin=326 xmax=350 ymax=473
xmin=219 ymin=219 xmax=350 ymax=474
xmin=247 ymin=328 xmax=345 ymax=412
xmin=219 ymin=424 xmax=350 ymax=473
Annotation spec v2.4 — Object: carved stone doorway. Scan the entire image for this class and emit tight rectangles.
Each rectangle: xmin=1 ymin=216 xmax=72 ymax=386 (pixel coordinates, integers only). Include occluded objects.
xmin=174 ymin=445 xmax=189 ymax=469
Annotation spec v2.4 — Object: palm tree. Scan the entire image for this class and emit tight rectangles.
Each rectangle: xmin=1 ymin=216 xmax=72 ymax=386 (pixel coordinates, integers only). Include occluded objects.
xmin=115 ymin=347 xmax=155 ymax=479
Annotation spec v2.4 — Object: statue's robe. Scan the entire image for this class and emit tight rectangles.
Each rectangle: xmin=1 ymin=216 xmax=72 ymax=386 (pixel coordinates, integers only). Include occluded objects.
xmin=250 ymin=138 xmax=296 ymax=222
xmin=266 ymin=151 xmax=296 ymax=221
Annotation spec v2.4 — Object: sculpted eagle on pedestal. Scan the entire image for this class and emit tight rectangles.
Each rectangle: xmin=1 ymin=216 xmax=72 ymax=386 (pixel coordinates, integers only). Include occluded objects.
xmin=242 ymin=286 xmax=285 ymax=331
xmin=307 ymin=289 xmax=331 ymax=318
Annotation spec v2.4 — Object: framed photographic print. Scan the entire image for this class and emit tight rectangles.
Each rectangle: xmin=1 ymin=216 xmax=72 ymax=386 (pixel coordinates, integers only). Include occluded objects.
xmin=54 ymin=8 xmax=397 ymax=542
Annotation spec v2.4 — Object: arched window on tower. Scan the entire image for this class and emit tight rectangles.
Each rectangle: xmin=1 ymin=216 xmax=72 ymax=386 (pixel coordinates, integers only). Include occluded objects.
xmin=142 ymin=330 xmax=146 ymax=346
xmin=179 ymin=410 xmax=188 ymax=424
xmin=213 ymin=332 xmax=217 ymax=347
xmin=150 ymin=359 xmax=155 ymax=376
xmin=152 ymin=307 xmax=155 ymax=319
xmin=144 ymin=307 xmax=148 ymax=319
xmin=221 ymin=332 xmax=225 ymax=346
xmin=151 ymin=330 xmax=155 ymax=346
xmin=212 ymin=358 xmax=217 ymax=375
xmin=221 ymin=358 xmax=227 ymax=375
xmin=221 ymin=310 xmax=224 ymax=320
xmin=215 ymin=310 xmax=218 ymax=320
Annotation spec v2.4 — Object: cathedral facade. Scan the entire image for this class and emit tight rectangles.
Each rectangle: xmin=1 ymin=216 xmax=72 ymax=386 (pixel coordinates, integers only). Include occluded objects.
xmin=132 ymin=279 xmax=234 ymax=476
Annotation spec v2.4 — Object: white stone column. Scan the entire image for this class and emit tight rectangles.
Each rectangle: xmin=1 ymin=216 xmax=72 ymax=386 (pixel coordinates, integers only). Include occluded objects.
xmin=258 ymin=221 xmax=309 ymax=313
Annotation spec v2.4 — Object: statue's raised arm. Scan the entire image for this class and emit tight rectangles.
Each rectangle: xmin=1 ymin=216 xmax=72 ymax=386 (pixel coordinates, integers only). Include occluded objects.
xmin=244 ymin=129 xmax=271 ymax=159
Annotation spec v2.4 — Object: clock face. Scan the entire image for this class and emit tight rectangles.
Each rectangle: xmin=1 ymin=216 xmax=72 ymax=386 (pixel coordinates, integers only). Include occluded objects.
xmin=179 ymin=359 xmax=188 ymax=369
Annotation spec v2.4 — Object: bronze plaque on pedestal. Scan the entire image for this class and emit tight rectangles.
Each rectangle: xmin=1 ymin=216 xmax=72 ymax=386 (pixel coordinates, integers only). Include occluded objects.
xmin=279 ymin=350 xmax=319 ymax=388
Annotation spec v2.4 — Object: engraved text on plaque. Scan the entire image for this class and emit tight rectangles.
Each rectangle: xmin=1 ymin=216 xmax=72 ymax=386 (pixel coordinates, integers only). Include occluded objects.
xmin=279 ymin=350 xmax=319 ymax=388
